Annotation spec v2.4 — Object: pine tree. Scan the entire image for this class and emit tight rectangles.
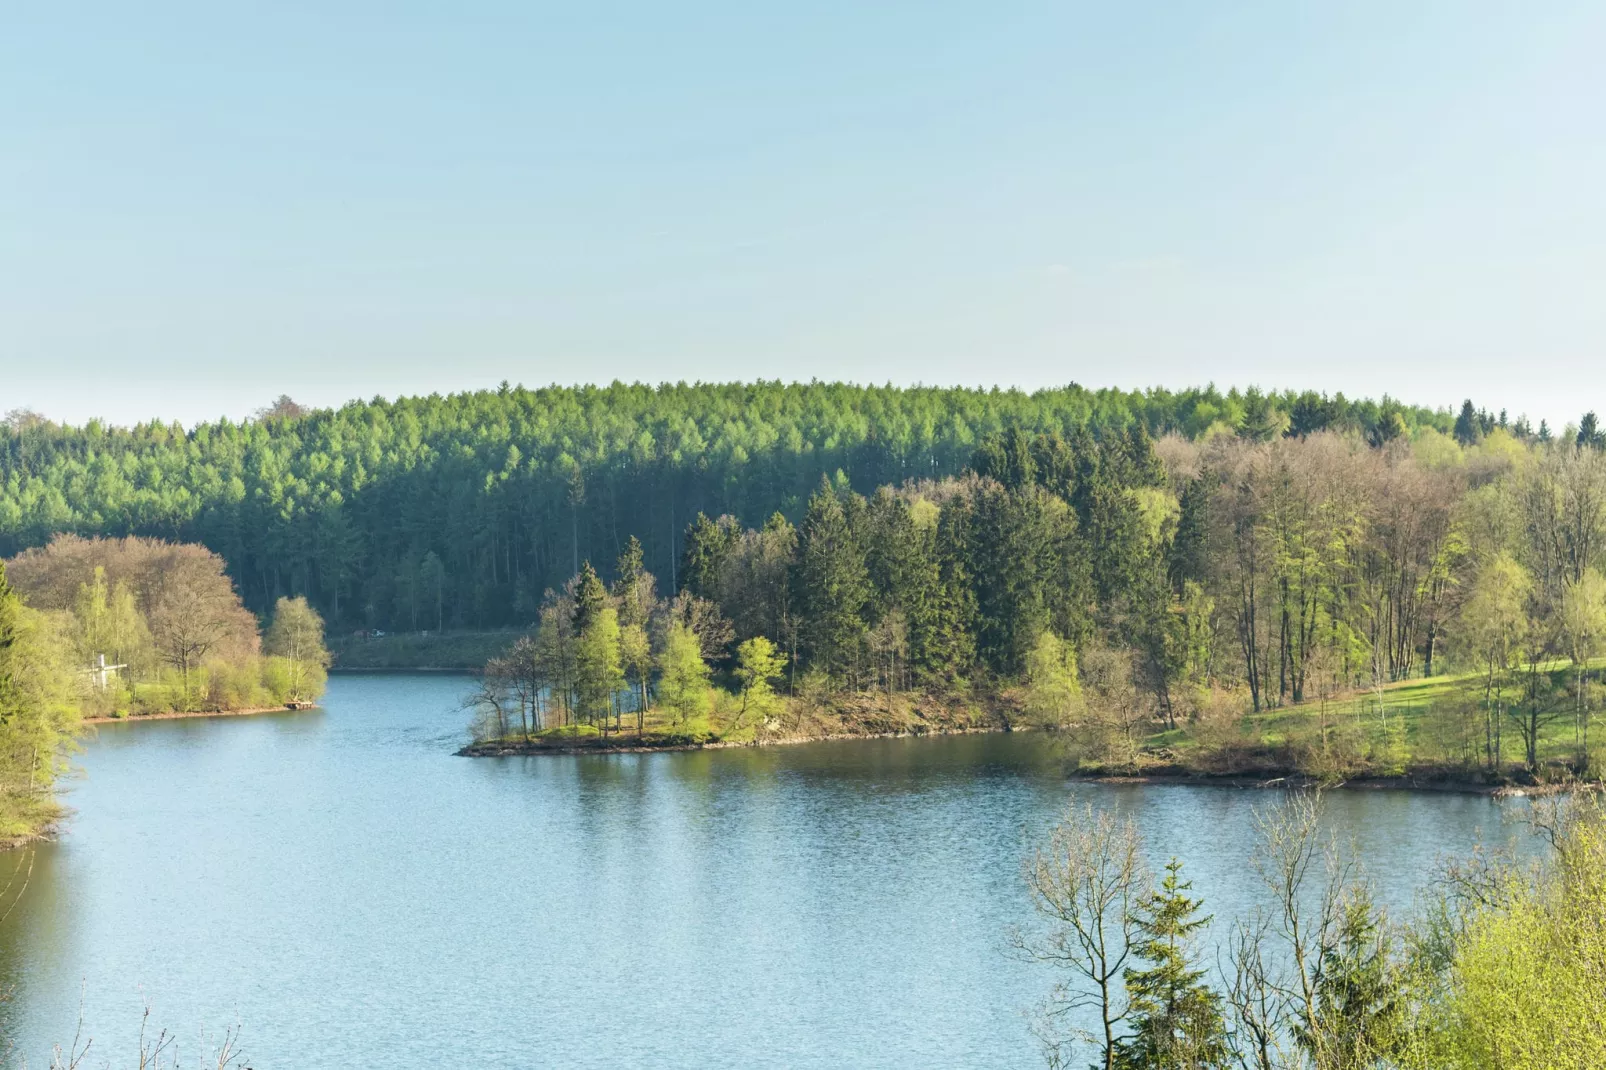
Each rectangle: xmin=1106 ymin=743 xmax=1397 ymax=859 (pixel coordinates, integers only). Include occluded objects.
xmin=1113 ymin=859 xmax=1230 ymax=1070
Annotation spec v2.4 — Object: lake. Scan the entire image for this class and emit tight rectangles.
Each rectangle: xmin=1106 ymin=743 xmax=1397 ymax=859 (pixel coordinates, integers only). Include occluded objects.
xmin=0 ymin=674 xmax=1526 ymax=1068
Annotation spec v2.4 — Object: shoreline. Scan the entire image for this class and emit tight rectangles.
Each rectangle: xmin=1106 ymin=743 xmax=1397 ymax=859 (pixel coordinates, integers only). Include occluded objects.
xmin=458 ymin=722 xmax=1019 ymax=757
xmin=329 ymin=666 xmax=475 ymax=674
xmin=459 ymin=725 xmax=1588 ymax=797
xmin=1074 ymin=772 xmax=1582 ymax=798
xmin=84 ymin=703 xmax=318 ymax=725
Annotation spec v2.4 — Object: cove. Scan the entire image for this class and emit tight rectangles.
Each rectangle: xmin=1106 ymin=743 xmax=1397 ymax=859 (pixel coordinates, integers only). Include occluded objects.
xmin=0 ymin=674 xmax=1527 ymax=1068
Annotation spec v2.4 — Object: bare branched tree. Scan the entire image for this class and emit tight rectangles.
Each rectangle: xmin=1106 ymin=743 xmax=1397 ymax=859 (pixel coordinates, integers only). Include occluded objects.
xmin=1010 ymin=801 xmax=1149 ymax=1070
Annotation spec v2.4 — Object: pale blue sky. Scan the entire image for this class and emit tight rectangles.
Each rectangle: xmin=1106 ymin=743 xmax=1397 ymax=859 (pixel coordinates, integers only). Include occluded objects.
xmin=4 ymin=2 xmax=1603 ymax=427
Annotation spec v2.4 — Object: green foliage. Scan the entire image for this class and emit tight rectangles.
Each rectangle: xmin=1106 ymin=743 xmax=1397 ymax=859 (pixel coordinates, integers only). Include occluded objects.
xmin=1402 ymin=795 xmax=1606 ymax=1070
xmin=795 ymin=480 xmax=870 ymax=684
xmin=1113 ymin=860 xmax=1230 ymax=1070
xmin=734 ymin=636 xmax=787 ymax=723
xmin=656 ymin=621 xmax=711 ymax=725
xmin=1024 ymin=631 xmax=1082 ymax=726
xmin=573 ymin=604 xmax=624 ymax=726
xmin=264 ymin=595 xmax=331 ymax=703
xmin=1303 ymin=886 xmax=1404 ymax=1069
xmin=0 ymin=562 xmax=81 ymax=841
xmin=0 ymin=383 xmax=1455 ymax=634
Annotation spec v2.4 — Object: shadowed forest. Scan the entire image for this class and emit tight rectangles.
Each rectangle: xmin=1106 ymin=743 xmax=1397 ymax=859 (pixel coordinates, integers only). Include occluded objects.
xmin=0 ymin=383 xmax=1459 ymax=629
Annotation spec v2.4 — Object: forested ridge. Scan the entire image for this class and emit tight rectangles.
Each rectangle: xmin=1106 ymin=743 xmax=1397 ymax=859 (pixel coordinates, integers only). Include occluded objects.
xmin=460 ymin=385 xmax=1606 ymax=788
xmin=0 ymin=382 xmax=1461 ymax=631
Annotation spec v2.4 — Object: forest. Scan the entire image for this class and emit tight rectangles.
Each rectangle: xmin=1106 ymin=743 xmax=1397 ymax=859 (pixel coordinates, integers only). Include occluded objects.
xmin=466 ymin=399 xmax=1606 ymax=787
xmin=0 ymin=382 xmax=1462 ymax=632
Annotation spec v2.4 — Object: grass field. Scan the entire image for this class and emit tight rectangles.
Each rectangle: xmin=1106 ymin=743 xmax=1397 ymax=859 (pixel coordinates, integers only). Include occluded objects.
xmin=1136 ymin=658 xmax=1606 ymax=784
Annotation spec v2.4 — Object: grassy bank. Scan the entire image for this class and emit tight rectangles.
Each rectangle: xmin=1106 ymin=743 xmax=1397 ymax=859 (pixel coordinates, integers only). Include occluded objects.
xmin=464 ymin=661 xmax=1606 ymax=792
xmin=329 ymin=629 xmax=521 ymax=670
xmin=1086 ymin=659 xmax=1606 ymax=788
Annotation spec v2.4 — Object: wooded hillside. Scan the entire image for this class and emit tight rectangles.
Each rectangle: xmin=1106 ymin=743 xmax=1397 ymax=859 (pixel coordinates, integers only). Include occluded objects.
xmin=0 ymin=382 xmax=1459 ymax=630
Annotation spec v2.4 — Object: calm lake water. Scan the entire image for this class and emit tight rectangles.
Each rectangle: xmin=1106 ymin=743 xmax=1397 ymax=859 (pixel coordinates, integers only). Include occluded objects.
xmin=0 ymin=674 xmax=1526 ymax=1068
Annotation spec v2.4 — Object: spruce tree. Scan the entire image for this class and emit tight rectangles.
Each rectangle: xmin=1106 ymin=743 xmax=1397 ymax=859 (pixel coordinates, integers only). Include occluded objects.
xmin=611 ymin=535 xmax=655 ymax=630
xmin=1113 ymin=859 xmax=1230 ymax=1070
xmin=794 ymin=478 xmax=870 ymax=685
xmin=922 ymin=494 xmax=978 ymax=686
xmin=572 ymin=562 xmax=608 ymax=633
xmin=1454 ymin=399 xmax=1481 ymax=446
xmin=1303 ymin=887 xmax=1403 ymax=1068
xmin=680 ymin=513 xmax=740 ymax=599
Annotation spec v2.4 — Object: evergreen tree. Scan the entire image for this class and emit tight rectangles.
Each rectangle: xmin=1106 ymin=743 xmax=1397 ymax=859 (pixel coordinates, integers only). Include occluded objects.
xmin=1303 ymin=887 xmax=1404 ymax=1069
xmin=1028 ymin=430 xmax=1078 ymax=500
xmin=680 ymin=513 xmax=740 ymax=599
xmin=1113 ymin=859 xmax=1230 ymax=1070
xmin=968 ymin=484 xmax=1084 ymax=675
xmin=1168 ymin=478 xmax=1210 ymax=593
xmin=611 ymin=535 xmax=656 ymax=630
xmin=922 ymin=493 xmax=978 ymax=686
xmin=1577 ymin=412 xmax=1604 ymax=451
xmin=572 ymin=562 xmax=609 ymax=633
xmin=794 ymin=479 xmax=870 ymax=684
xmin=1454 ymin=399 xmax=1482 ymax=446
xmin=1087 ymin=475 xmax=1153 ymax=612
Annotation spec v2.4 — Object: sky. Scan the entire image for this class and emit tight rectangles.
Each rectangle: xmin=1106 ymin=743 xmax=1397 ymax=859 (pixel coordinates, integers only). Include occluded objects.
xmin=3 ymin=1 xmax=1604 ymax=428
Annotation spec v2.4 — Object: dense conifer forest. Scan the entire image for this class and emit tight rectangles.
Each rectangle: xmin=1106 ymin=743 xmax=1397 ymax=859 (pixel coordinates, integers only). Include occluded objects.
xmin=0 ymin=382 xmax=1457 ymax=630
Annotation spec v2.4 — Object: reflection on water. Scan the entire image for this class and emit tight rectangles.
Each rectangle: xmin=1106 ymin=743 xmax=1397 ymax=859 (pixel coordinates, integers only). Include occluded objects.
xmin=0 ymin=675 xmax=1525 ymax=1068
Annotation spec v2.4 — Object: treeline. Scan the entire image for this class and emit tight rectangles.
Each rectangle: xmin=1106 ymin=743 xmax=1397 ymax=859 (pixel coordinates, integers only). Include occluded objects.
xmin=0 ymin=535 xmax=332 ymax=842
xmin=4 ymin=535 xmax=331 ymax=717
xmin=1018 ymin=791 xmax=1606 ymax=1070
xmin=480 ymin=414 xmax=1606 ymax=781
xmin=0 ymin=383 xmax=1461 ymax=632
